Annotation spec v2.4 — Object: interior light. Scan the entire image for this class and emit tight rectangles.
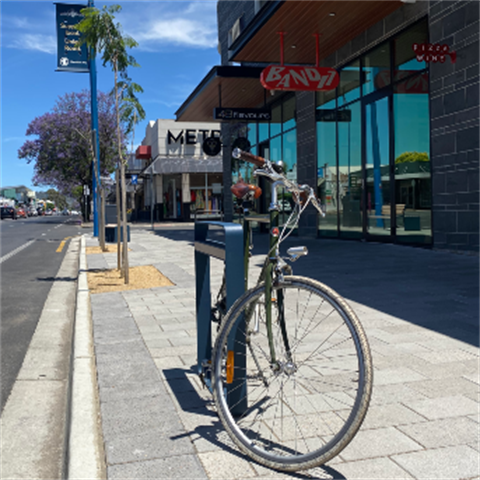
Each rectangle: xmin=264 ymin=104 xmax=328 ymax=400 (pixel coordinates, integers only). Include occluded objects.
xmin=329 ymin=12 xmax=336 ymax=17
xmin=291 ymin=45 xmax=296 ymax=49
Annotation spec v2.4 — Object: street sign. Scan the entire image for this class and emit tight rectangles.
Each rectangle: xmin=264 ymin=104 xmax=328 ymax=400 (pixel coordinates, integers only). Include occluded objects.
xmin=316 ymin=109 xmax=352 ymax=122
xmin=131 ymin=175 xmax=138 ymax=185
xmin=55 ymin=4 xmax=89 ymax=73
xmin=214 ymin=108 xmax=271 ymax=121
xmin=83 ymin=185 xmax=90 ymax=196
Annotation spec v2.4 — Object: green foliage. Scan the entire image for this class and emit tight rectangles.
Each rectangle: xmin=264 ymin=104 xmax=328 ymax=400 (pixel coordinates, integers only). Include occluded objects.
xmin=76 ymin=5 xmax=144 ymax=141
xmin=46 ymin=188 xmax=68 ymax=210
xmin=395 ymin=151 xmax=430 ymax=164
xmin=76 ymin=5 xmax=139 ymax=71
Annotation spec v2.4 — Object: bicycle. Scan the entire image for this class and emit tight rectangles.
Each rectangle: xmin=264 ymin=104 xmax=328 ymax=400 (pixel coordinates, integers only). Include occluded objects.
xmin=205 ymin=148 xmax=373 ymax=472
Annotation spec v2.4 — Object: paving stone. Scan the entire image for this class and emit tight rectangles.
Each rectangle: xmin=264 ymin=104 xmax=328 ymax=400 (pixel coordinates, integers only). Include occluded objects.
xmin=373 ymin=366 xmax=427 ymax=386
xmin=332 ymin=457 xmax=414 ymax=479
xmin=406 ymin=375 xmax=478 ymax=399
xmin=392 ymin=445 xmax=479 ymax=479
xmin=413 ymin=348 xmax=479 ymax=364
xmin=369 ymin=383 xmax=430 ymax=406
xmin=104 ymin=427 xmax=195 ymax=465
xmin=198 ymin=450 xmax=257 ymax=479
xmin=361 ymin=402 xmax=425 ymax=430
xmin=339 ymin=427 xmax=422 ymax=461
xmin=107 ymin=454 xmax=207 ymax=478
xmin=397 ymin=416 xmax=479 ymax=449
xmin=407 ymin=395 xmax=479 ymax=420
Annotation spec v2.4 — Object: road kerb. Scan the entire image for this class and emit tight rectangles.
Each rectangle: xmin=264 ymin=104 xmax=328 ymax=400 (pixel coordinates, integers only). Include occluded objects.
xmin=68 ymin=235 xmax=106 ymax=480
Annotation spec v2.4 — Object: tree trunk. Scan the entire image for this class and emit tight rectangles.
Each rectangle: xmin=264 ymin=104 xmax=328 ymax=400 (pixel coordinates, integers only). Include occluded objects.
xmin=116 ymin=167 xmax=122 ymax=272
xmin=120 ymin=161 xmax=129 ymax=284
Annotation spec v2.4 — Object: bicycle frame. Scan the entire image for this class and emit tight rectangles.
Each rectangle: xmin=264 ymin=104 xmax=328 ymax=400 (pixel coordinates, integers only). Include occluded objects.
xmin=242 ymin=180 xmax=293 ymax=369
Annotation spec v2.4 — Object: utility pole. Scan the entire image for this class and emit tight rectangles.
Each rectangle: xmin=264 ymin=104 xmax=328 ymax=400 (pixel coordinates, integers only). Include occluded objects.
xmin=88 ymin=0 xmax=101 ymax=237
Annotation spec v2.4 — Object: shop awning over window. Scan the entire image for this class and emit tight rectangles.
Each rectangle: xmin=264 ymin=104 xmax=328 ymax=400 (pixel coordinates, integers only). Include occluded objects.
xmin=144 ymin=156 xmax=223 ymax=175
xmin=175 ymin=65 xmax=266 ymax=123
xmin=229 ymin=1 xmax=403 ymax=66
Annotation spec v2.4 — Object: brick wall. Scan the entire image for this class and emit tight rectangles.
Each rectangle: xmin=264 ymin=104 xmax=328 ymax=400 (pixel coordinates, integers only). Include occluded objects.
xmin=428 ymin=0 xmax=479 ymax=252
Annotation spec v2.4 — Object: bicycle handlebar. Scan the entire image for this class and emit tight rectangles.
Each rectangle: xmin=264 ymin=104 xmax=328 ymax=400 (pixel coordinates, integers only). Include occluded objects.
xmin=232 ymin=148 xmax=266 ymax=168
xmin=232 ymin=148 xmax=325 ymax=217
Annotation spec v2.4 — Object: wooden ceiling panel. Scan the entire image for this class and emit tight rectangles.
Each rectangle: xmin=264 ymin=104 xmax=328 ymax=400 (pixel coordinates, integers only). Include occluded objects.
xmin=232 ymin=1 xmax=403 ymax=66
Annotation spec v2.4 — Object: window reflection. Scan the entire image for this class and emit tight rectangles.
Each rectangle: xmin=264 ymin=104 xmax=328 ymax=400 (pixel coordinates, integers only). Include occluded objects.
xmin=338 ymin=60 xmax=361 ymax=107
xmin=394 ymin=18 xmax=428 ymax=71
xmin=363 ymin=44 xmax=391 ymax=95
xmin=338 ymin=103 xmax=362 ymax=237
xmin=394 ymin=72 xmax=431 ymax=243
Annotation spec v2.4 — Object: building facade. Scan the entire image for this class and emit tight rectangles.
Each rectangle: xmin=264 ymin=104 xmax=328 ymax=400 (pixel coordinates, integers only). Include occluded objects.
xmin=176 ymin=0 xmax=479 ymax=252
xmin=136 ymin=119 xmax=223 ymax=221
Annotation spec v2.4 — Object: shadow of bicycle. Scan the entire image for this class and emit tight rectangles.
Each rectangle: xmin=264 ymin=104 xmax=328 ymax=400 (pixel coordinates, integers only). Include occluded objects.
xmin=162 ymin=367 xmax=346 ymax=480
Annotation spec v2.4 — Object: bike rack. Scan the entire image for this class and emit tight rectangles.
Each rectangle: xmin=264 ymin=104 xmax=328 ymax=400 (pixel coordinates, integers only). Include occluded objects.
xmin=194 ymin=221 xmax=246 ymax=414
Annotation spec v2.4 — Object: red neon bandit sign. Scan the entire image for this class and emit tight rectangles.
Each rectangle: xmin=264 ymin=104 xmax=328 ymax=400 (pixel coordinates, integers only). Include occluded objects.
xmin=260 ymin=65 xmax=339 ymax=92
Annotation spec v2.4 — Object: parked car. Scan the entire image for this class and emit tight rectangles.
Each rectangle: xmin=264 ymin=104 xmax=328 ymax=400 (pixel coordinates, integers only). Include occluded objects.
xmin=45 ymin=209 xmax=53 ymax=216
xmin=17 ymin=208 xmax=27 ymax=218
xmin=29 ymin=208 xmax=38 ymax=217
xmin=1 ymin=206 xmax=17 ymax=220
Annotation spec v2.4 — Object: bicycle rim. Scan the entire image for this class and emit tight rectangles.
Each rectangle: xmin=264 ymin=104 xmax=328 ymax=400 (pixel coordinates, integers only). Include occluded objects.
xmin=212 ymin=276 xmax=373 ymax=471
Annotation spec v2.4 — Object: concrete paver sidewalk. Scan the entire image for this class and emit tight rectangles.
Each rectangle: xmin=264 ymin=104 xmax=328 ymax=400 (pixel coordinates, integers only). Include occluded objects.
xmin=83 ymin=226 xmax=479 ymax=479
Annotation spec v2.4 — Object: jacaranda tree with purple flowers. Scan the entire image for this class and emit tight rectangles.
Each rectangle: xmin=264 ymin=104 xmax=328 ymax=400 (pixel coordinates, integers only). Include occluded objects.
xmin=18 ymin=90 xmax=122 ymax=217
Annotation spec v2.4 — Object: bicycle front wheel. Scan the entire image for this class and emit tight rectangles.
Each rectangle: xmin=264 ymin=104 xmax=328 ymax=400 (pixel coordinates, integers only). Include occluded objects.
xmin=212 ymin=275 xmax=372 ymax=472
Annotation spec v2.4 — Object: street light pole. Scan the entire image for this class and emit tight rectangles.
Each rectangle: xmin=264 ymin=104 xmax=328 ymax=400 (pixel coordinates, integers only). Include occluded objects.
xmin=88 ymin=0 xmax=100 ymax=237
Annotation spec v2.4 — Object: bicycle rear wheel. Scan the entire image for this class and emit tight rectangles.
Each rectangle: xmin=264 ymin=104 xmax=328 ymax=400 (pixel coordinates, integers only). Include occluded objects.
xmin=212 ymin=275 xmax=372 ymax=472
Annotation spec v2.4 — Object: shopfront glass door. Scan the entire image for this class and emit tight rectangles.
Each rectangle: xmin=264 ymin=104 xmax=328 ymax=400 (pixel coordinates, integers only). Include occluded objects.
xmin=365 ymin=96 xmax=391 ymax=237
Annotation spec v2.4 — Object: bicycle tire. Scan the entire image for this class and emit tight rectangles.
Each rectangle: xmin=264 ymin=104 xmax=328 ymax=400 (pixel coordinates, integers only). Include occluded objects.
xmin=212 ymin=275 xmax=373 ymax=472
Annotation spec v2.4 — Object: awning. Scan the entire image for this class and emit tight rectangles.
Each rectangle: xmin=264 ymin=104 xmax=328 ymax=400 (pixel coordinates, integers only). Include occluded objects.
xmin=144 ymin=156 xmax=223 ymax=175
xmin=175 ymin=65 xmax=266 ymax=123
xmin=229 ymin=0 xmax=404 ymax=66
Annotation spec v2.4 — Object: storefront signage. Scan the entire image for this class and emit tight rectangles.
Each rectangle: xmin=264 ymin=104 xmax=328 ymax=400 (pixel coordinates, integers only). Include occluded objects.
xmin=316 ymin=109 xmax=351 ymax=122
xmin=214 ymin=108 xmax=271 ymax=121
xmin=412 ymin=43 xmax=456 ymax=64
xmin=375 ymin=70 xmax=428 ymax=94
xmin=55 ymin=4 xmax=89 ymax=73
xmin=202 ymin=137 xmax=222 ymax=156
xmin=260 ymin=65 xmax=339 ymax=92
xmin=167 ymin=129 xmax=221 ymax=145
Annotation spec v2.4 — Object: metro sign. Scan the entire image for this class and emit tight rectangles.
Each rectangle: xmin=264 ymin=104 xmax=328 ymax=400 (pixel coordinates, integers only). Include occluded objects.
xmin=260 ymin=65 xmax=339 ymax=92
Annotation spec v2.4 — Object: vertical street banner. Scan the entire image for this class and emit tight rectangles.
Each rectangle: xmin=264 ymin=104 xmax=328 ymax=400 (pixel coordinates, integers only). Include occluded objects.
xmin=55 ymin=3 xmax=89 ymax=73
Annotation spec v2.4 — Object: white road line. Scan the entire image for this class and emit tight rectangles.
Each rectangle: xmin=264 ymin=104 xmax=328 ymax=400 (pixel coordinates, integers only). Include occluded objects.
xmin=0 ymin=239 xmax=36 ymax=265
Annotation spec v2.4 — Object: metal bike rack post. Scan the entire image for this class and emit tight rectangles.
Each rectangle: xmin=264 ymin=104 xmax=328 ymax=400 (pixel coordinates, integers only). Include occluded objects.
xmin=194 ymin=221 xmax=246 ymax=414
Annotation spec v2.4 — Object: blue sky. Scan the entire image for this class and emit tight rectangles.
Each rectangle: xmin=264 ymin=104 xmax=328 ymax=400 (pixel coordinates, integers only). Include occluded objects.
xmin=1 ymin=0 xmax=220 ymax=191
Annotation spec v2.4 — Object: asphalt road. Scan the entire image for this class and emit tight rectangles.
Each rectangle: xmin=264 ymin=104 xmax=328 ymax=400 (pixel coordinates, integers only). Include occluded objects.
xmin=0 ymin=214 xmax=88 ymax=412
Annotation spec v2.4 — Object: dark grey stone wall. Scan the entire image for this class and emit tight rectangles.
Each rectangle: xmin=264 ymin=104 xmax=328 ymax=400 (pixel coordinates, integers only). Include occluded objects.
xmin=296 ymin=91 xmax=318 ymax=237
xmin=428 ymin=0 xmax=479 ymax=252
xmin=217 ymin=0 xmax=256 ymax=65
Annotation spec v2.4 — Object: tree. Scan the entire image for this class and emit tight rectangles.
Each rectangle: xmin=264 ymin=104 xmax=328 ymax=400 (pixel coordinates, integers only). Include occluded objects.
xmin=46 ymin=188 xmax=68 ymax=210
xmin=18 ymin=90 xmax=120 ymax=202
xmin=77 ymin=4 xmax=145 ymax=283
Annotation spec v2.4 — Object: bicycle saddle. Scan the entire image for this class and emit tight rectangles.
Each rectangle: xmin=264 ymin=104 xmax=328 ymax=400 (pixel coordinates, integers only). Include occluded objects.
xmin=231 ymin=180 xmax=262 ymax=200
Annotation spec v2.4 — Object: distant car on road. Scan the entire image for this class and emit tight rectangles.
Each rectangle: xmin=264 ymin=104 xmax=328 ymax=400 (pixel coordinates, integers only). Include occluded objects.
xmin=1 ymin=206 xmax=17 ymax=220
xmin=45 ymin=209 xmax=53 ymax=216
xmin=71 ymin=210 xmax=79 ymax=215
xmin=16 ymin=208 xmax=27 ymax=219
